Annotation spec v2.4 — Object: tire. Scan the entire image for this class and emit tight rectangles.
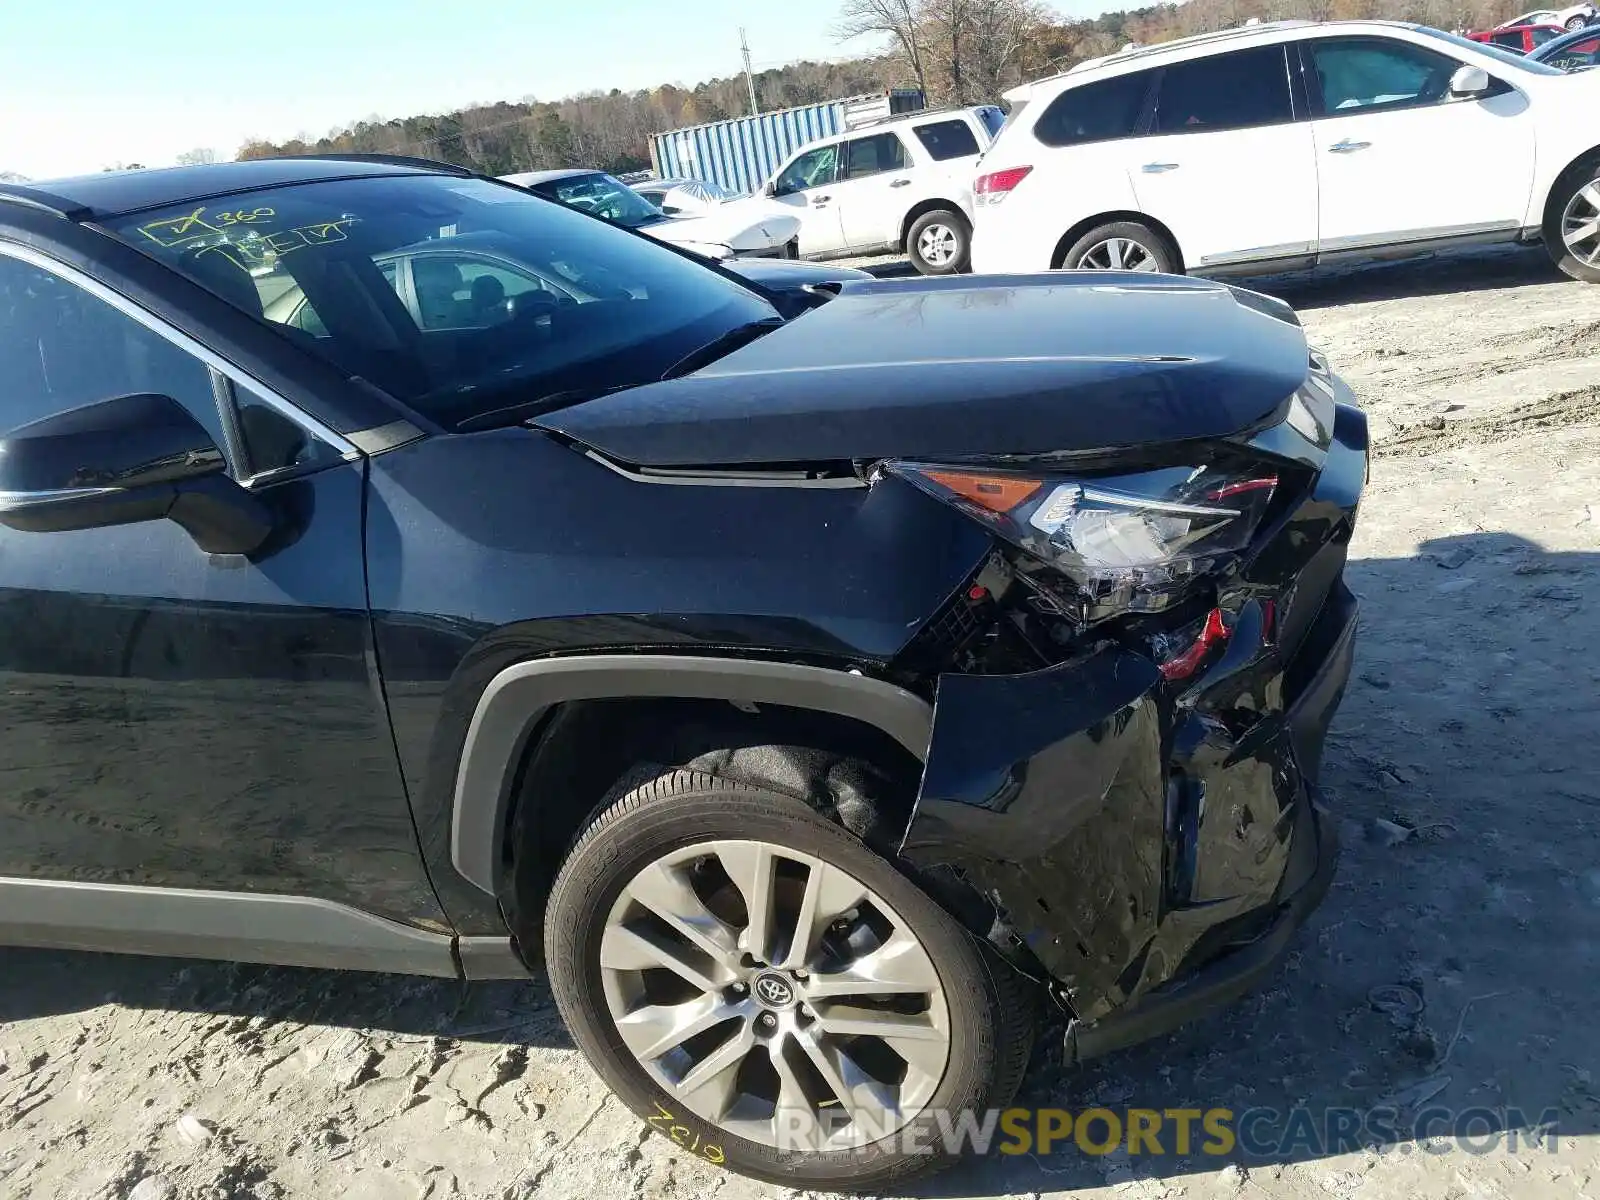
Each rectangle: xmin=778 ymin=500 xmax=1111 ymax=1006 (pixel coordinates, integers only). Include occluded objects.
xmin=905 ymin=209 xmax=971 ymax=275
xmin=1566 ymin=14 xmax=1587 ymax=29
xmin=543 ymin=768 xmax=1038 ymax=1190
xmin=1543 ymin=156 xmax=1600 ymax=283
xmin=1059 ymin=219 xmax=1177 ymax=274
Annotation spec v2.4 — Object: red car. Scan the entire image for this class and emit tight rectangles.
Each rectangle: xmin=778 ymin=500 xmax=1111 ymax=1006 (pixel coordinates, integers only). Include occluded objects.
xmin=1468 ymin=22 xmax=1567 ymax=51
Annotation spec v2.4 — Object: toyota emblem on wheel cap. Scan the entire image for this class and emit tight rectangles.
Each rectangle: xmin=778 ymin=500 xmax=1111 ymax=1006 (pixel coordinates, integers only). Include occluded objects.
xmin=754 ymin=973 xmax=795 ymax=1007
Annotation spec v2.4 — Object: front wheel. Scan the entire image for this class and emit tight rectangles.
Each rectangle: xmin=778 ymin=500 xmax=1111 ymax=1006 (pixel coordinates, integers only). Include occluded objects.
xmin=1060 ymin=219 xmax=1177 ymax=273
xmin=1544 ymin=158 xmax=1600 ymax=283
xmin=906 ymin=209 xmax=971 ymax=275
xmin=1566 ymin=14 xmax=1588 ymax=29
xmin=543 ymin=768 xmax=1038 ymax=1190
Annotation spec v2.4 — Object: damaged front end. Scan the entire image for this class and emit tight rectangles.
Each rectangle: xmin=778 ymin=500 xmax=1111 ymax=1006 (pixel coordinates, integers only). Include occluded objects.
xmin=890 ymin=355 xmax=1368 ymax=1059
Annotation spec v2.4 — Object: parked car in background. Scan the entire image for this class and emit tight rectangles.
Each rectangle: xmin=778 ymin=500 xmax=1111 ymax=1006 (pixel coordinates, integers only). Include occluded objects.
xmin=0 ymin=153 xmax=1365 ymax=1190
xmin=501 ymin=169 xmax=799 ymax=259
xmin=1529 ymin=22 xmax=1600 ymax=66
xmin=972 ymin=20 xmax=1600 ymax=284
xmin=632 ymin=176 xmax=738 ymax=214
xmin=1497 ymin=4 xmax=1596 ymax=29
xmin=759 ymin=106 xmax=1003 ymax=274
xmin=1467 ymin=22 xmax=1565 ymax=52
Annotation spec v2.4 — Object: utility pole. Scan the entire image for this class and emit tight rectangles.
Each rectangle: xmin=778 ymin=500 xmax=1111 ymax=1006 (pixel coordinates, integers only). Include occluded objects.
xmin=740 ymin=27 xmax=759 ymax=117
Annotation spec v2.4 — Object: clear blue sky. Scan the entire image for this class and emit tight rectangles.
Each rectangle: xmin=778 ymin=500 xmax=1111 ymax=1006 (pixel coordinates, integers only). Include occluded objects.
xmin=0 ymin=0 xmax=1110 ymax=180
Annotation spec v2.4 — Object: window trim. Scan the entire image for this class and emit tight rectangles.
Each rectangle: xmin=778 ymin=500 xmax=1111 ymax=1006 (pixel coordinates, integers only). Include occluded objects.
xmin=1295 ymin=35 xmax=1495 ymax=121
xmin=0 ymin=240 xmax=361 ymax=484
xmin=1148 ymin=44 xmax=1299 ymax=136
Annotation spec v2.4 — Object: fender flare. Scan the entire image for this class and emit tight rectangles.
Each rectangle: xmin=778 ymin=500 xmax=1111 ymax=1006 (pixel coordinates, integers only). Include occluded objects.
xmin=450 ymin=654 xmax=934 ymax=895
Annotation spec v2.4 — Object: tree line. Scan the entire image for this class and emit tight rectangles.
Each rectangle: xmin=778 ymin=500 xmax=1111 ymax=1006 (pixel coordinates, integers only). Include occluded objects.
xmin=236 ymin=0 xmax=1537 ymax=178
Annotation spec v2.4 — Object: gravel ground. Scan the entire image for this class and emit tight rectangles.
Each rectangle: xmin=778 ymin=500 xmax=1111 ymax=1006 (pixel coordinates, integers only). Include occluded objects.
xmin=4 ymin=246 xmax=1599 ymax=1200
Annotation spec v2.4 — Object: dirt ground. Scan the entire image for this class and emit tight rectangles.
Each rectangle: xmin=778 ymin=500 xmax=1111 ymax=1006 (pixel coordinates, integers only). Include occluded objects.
xmin=3 ymin=246 xmax=1598 ymax=1200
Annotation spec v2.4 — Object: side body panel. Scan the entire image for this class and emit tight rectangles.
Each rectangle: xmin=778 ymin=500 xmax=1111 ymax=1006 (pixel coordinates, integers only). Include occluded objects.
xmin=364 ymin=430 xmax=991 ymax=931
xmin=0 ymin=457 xmax=445 ymax=928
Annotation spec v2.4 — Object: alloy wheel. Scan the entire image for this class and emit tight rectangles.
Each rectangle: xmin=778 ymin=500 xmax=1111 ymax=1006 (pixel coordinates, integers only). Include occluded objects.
xmin=1077 ymin=237 xmax=1161 ymax=271
xmin=916 ymin=223 xmax=959 ymax=268
xmin=1562 ymin=180 xmax=1600 ymax=267
xmin=598 ymin=839 xmax=951 ymax=1152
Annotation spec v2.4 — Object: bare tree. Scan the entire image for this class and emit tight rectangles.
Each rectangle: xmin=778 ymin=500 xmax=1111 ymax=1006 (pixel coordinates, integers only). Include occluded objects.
xmin=837 ymin=0 xmax=930 ymax=96
xmin=175 ymin=147 xmax=217 ymax=166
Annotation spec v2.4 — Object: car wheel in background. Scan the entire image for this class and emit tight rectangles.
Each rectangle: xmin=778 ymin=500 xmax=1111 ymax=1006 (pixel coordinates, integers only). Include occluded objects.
xmin=1545 ymin=157 xmax=1600 ymax=283
xmin=1566 ymin=14 xmax=1587 ymax=29
xmin=542 ymin=768 xmax=1038 ymax=1189
xmin=1060 ymin=220 xmax=1177 ymax=273
xmin=906 ymin=209 xmax=972 ymax=275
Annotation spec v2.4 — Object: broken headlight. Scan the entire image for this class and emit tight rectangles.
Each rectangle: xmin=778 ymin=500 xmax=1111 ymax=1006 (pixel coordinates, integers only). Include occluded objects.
xmin=888 ymin=462 xmax=1278 ymax=621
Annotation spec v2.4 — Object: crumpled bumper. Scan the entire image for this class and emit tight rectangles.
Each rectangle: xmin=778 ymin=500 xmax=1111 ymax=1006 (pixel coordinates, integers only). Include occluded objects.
xmin=898 ymin=402 xmax=1367 ymax=1046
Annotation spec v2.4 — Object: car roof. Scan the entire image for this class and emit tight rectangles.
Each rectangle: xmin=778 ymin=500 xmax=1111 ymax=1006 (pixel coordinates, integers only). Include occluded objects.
xmin=1007 ymin=19 xmax=1441 ymax=99
xmin=0 ymin=155 xmax=469 ymax=222
xmin=798 ymin=104 xmax=998 ymax=147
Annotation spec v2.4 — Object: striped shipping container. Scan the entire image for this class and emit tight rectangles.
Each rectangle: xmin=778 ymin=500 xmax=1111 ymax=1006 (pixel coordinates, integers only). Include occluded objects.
xmin=649 ymin=91 xmax=924 ymax=195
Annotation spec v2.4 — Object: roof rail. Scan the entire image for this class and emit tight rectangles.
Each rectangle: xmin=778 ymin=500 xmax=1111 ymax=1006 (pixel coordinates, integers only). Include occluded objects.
xmin=0 ymin=185 xmax=92 ymax=221
xmin=307 ymin=153 xmax=474 ymax=176
xmin=1065 ymin=19 xmax=1315 ymax=73
xmin=847 ymin=104 xmax=982 ymax=130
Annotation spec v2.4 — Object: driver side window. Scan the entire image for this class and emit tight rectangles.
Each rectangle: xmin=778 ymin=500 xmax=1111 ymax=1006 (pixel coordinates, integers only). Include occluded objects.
xmin=1306 ymin=38 xmax=1463 ymax=116
xmin=774 ymin=144 xmax=839 ymax=195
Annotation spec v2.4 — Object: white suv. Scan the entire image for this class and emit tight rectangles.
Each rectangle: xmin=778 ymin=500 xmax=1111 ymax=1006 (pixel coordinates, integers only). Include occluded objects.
xmin=971 ymin=21 xmax=1600 ymax=284
xmin=760 ymin=106 xmax=1004 ymax=274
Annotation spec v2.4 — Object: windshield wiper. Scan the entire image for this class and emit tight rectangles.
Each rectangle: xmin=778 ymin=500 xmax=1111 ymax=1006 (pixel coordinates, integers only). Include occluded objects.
xmin=660 ymin=317 xmax=784 ymax=380
xmin=454 ymin=384 xmax=634 ymax=433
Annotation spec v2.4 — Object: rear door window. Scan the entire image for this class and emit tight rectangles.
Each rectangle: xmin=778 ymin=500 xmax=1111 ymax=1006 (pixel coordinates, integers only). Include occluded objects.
xmin=1033 ymin=70 xmax=1154 ymax=148
xmin=912 ymin=119 xmax=982 ymax=161
xmin=1152 ymin=45 xmax=1294 ymax=133
xmin=841 ymin=132 xmax=911 ymax=179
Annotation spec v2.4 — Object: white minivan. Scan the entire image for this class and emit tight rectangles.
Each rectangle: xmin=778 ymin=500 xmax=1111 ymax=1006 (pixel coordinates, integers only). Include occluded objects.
xmin=760 ymin=106 xmax=1003 ymax=274
xmin=971 ymin=20 xmax=1600 ymax=283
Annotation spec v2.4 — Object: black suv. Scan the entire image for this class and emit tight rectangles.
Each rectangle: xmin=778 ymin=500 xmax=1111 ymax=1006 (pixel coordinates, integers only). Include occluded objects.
xmin=0 ymin=157 xmax=1364 ymax=1190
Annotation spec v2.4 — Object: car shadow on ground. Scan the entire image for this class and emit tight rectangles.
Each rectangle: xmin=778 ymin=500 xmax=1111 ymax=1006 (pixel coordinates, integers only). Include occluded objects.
xmin=1216 ymin=244 xmax=1570 ymax=311
xmin=1 ymin=533 xmax=1596 ymax=1195
xmin=0 ymin=947 xmax=571 ymax=1048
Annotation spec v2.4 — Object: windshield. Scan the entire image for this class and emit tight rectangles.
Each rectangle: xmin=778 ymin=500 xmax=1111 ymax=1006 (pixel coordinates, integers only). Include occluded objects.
xmin=106 ymin=174 xmax=776 ymax=428
xmin=526 ymin=172 xmax=666 ymax=229
xmin=1411 ymin=24 xmax=1568 ymax=73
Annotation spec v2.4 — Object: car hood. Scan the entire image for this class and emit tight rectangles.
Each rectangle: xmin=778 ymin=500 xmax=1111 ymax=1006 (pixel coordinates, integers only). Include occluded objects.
xmin=536 ymin=274 xmax=1311 ymax=468
xmin=642 ymin=208 xmax=801 ymax=253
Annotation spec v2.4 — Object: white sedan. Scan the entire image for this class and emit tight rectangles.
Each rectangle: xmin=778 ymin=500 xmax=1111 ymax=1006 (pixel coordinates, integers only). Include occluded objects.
xmin=631 ymin=177 xmax=737 ymax=215
xmin=1501 ymin=4 xmax=1596 ymax=29
xmin=500 ymin=169 xmax=799 ymax=259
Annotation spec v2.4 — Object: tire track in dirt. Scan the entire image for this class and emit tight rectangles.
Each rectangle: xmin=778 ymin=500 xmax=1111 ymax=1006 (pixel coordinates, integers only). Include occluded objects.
xmin=1377 ymin=386 xmax=1600 ymax=457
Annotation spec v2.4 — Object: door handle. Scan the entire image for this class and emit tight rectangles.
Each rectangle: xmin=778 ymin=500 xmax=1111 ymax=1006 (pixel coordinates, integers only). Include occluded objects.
xmin=1328 ymin=139 xmax=1371 ymax=153
xmin=890 ymin=178 xmax=912 ymax=187
xmin=1141 ymin=162 xmax=1180 ymax=173
xmin=812 ymin=195 xmax=832 ymax=206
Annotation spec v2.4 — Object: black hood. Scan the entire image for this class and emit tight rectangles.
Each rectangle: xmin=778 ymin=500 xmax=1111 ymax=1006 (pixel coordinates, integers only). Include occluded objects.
xmin=536 ymin=273 xmax=1310 ymax=468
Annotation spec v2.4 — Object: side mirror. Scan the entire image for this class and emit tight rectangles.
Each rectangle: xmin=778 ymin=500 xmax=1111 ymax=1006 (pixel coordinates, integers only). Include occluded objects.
xmin=1450 ymin=65 xmax=1493 ymax=98
xmin=764 ymin=180 xmax=780 ymax=198
xmin=0 ymin=392 xmax=273 ymax=555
